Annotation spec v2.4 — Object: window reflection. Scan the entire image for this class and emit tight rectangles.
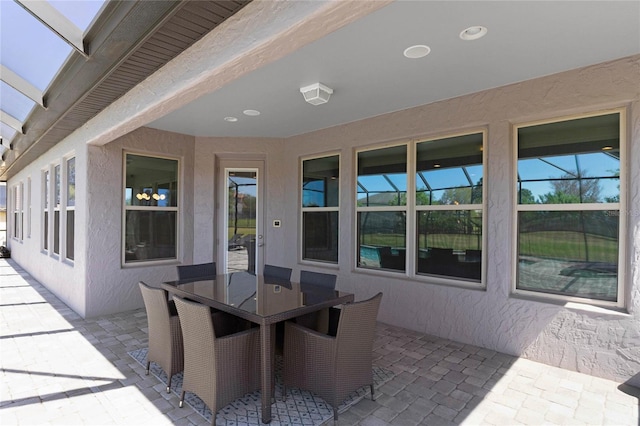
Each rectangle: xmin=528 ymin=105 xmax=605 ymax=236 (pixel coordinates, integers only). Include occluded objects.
xmin=517 ymin=114 xmax=620 ymax=204
xmin=125 ymin=155 xmax=178 ymax=207
xmin=303 ymin=211 xmax=338 ymax=263
xmin=358 ymin=211 xmax=406 ymax=272
xmin=357 ymin=146 xmax=407 ymax=207
xmin=302 ymin=155 xmax=340 ymax=263
xmin=517 ymin=210 xmax=618 ymax=301
xmin=125 ymin=211 xmax=177 ymax=262
xmin=416 ymin=133 xmax=483 ymax=206
xmin=516 ymin=112 xmax=621 ymax=303
xmin=417 ymin=210 xmax=482 ymax=281
xmin=124 ymin=154 xmax=178 ymax=263
xmin=303 ymin=156 xmax=339 ymax=208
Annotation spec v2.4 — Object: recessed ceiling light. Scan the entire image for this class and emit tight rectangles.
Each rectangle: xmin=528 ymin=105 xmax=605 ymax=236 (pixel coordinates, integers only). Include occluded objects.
xmin=243 ymin=109 xmax=260 ymax=116
xmin=224 ymin=116 xmax=238 ymax=122
xmin=433 ymin=164 xmax=441 ymax=168
xmin=460 ymin=26 xmax=487 ymax=41
xmin=602 ymin=146 xmax=613 ymax=151
xmin=403 ymin=44 xmax=431 ymax=59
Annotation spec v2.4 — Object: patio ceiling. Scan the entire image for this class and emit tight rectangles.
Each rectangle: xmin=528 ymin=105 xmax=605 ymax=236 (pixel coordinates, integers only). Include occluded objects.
xmin=1 ymin=1 xmax=638 ymax=182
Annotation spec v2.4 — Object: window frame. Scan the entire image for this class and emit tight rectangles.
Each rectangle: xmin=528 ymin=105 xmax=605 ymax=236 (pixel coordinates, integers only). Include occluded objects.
xmin=414 ymin=130 xmax=487 ymax=286
xmin=64 ymin=156 xmax=75 ymax=262
xmin=12 ymin=184 xmax=21 ymax=241
xmin=355 ymin=142 xmax=409 ymax=274
xmin=354 ymin=132 xmax=487 ymax=288
xmin=300 ymin=152 xmax=341 ymax=265
xmin=26 ymin=177 xmax=31 ymax=239
xmin=122 ymin=151 xmax=180 ymax=266
xmin=512 ymin=109 xmax=626 ymax=308
xmin=42 ymin=168 xmax=50 ymax=253
xmin=53 ymin=163 xmax=61 ymax=256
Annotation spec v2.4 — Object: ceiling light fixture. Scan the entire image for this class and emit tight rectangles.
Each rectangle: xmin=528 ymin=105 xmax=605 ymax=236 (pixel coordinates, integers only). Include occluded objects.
xmin=403 ymin=44 xmax=431 ymax=59
xmin=243 ymin=109 xmax=260 ymax=116
xmin=300 ymin=83 xmax=333 ymax=105
xmin=460 ymin=26 xmax=487 ymax=41
xmin=602 ymin=146 xmax=613 ymax=151
xmin=224 ymin=116 xmax=238 ymax=122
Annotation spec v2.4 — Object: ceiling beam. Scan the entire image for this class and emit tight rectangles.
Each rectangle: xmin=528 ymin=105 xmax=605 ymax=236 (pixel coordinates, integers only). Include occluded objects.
xmin=15 ymin=0 xmax=88 ymax=57
xmin=0 ymin=110 xmax=24 ymax=134
xmin=0 ymin=64 xmax=45 ymax=108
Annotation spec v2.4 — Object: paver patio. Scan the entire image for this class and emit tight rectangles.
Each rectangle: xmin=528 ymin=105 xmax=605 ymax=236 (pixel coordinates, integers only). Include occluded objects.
xmin=1 ymin=258 xmax=638 ymax=425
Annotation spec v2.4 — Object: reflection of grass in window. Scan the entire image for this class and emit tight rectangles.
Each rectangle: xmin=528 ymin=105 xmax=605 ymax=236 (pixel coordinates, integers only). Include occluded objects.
xmin=360 ymin=234 xmax=405 ymax=248
xmin=417 ymin=234 xmax=482 ymax=251
xmin=519 ymin=231 xmax=617 ymax=263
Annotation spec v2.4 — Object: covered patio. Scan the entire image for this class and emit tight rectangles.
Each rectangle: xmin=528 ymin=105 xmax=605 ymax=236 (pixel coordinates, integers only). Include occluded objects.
xmin=2 ymin=259 xmax=637 ymax=425
xmin=1 ymin=2 xmax=639 ymax=422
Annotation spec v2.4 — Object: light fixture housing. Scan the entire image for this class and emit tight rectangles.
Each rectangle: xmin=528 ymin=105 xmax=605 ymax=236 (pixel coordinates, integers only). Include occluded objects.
xmin=300 ymin=83 xmax=333 ymax=105
xmin=460 ymin=26 xmax=487 ymax=41
xmin=403 ymin=44 xmax=431 ymax=59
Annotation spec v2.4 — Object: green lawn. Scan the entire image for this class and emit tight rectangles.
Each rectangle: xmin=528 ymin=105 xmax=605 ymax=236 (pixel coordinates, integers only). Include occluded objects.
xmin=519 ymin=231 xmax=617 ymax=263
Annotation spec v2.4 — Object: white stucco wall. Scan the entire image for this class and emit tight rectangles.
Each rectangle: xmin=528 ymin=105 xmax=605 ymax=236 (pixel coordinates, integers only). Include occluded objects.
xmin=84 ymin=127 xmax=195 ymax=317
xmin=273 ymin=55 xmax=639 ymax=386
xmin=5 ymin=136 xmax=88 ymax=316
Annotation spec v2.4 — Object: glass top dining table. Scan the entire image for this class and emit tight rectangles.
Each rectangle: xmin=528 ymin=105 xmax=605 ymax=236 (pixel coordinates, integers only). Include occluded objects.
xmin=162 ymin=271 xmax=354 ymax=423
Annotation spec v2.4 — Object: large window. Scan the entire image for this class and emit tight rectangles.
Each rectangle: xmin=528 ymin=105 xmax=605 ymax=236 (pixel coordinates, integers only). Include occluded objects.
xmin=53 ymin=164 xmax=61 ymax=255
xmin=301 ymin=155 xmax=339 ymax=263
xmin=357 ymin=145 xmax=407 ymax=272
xmin=27 ymin=177 xmax=31 ymax=239
xmin=123 ymin=153 xmax=179 ymax=264
xmin=12 ymin=184 xmax=21 ymax=240
xmin=66 ymin=157 xmax=75 ymax=261
xmin=516 ymin=112 xmax=623 ymax=305
xmin=42 ymin=169 xmax=49 ymax=252
xmin=416 ymin=133 xmax=484 ymax=282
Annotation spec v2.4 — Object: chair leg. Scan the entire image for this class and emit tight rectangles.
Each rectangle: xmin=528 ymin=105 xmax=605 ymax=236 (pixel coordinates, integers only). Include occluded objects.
xmin=166 ymin=375 xmax=172 ymax=393
xmin=179 ymin=391 xmax=185 ymax=408
xmin=145 ymin=361 xmax=150 ymax=375
xmin=370 ymin=383 xmax=376 ymax=400
xmin=333 ymin=407 xmax=338 ymax=421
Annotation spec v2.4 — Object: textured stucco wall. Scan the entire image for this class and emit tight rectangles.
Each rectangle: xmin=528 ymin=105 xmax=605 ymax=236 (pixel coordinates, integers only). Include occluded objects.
xmin=5 ymin=137 xmax=87 ymax=316
xmin=7 ymin=52 xmax=638 ymax=387
xmin=277 ymin=55 xmax=640 ymax=386
xmin=84 ymin=127 xmax=195 ymax=317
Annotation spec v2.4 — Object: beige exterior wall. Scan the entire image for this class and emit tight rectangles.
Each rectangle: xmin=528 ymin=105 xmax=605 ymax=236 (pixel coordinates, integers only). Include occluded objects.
xmin=5 ymin=133 xmax=87 ymax=316
xmin=6 ymin=55 xmax=638 ymax=385
xmin=272 ymin=55 xmax=638 ymax=385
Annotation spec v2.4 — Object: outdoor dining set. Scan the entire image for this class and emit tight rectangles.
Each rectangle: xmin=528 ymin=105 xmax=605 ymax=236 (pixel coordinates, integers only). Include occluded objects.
xmin=138 ymin=262 xmax=383 ymax=425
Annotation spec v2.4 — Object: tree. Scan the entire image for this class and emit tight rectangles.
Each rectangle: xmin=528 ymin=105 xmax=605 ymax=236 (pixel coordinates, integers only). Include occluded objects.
xmin=517 ymin=188 xmax=535 ymax=204
xmin=539 ymin=172 xmax=601 ymax=204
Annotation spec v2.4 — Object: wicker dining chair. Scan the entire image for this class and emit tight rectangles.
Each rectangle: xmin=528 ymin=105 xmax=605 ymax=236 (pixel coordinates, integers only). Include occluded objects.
xmin=299 ymin=270 xmax=337 ymax=288
xmin=263 ymin=264 xmax=292 ymax=281
xmin=283 ymin=292 xmax=383 ymax=421
xmin=176 ymin=262 xmax=216 ymax=281
xmin=296 ymin=270 xmax=338 ymax=333
xmin=138 ymin=281 xmax=184 ymax=393
xmin=173 ymin=296 xmax=260 ymax=425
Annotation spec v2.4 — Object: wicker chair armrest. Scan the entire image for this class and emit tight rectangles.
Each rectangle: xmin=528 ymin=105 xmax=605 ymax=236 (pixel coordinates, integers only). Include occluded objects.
xmin=286 ymin=320 xmax=336 ymax=343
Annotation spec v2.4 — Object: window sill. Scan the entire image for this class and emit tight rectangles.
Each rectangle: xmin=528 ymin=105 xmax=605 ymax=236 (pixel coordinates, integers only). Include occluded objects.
xmin=510 ymin=292 xmax=629 ymax=317
xmin=353 ymin=266 xmax=486 ymax=291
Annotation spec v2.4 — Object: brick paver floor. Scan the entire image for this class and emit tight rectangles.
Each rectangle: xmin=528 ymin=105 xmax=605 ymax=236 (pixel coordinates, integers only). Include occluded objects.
xmin=1 ymin=259 xmax=638 ymax=425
